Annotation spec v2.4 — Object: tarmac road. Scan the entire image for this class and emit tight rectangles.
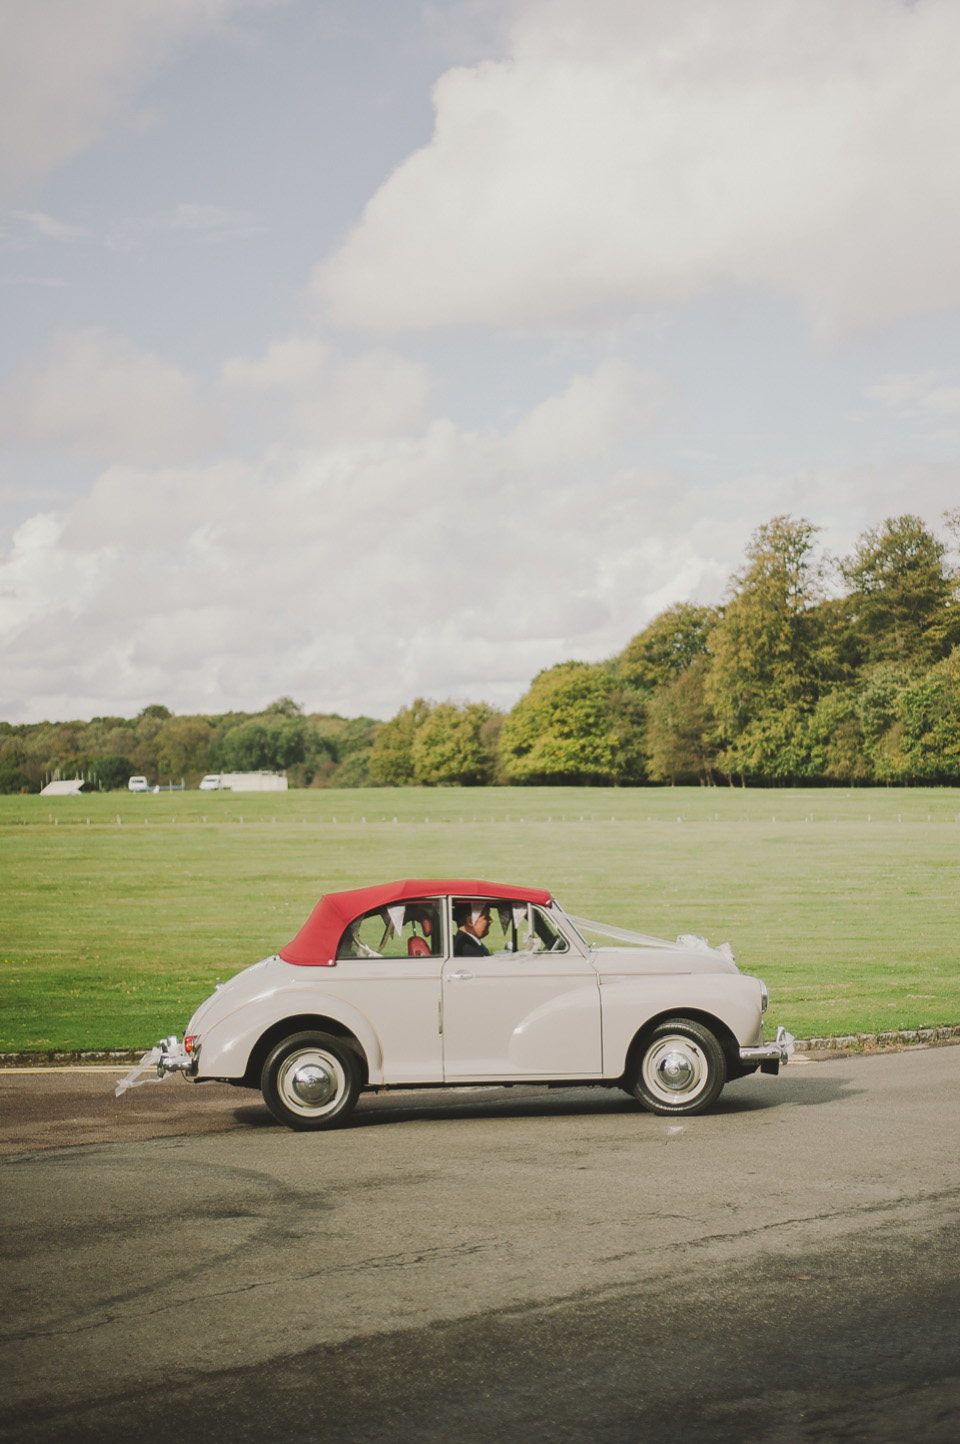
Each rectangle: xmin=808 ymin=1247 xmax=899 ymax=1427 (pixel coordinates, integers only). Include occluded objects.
xmin=2 ymin=1047 xmax=959 ymax=1443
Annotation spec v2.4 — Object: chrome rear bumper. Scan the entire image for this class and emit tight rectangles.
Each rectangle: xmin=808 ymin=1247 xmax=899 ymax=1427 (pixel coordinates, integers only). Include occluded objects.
xmin=156 ymin=1035 xmax=197 ymax=1078
xmin=115 ymin=1036 xmax=196 ymax=1096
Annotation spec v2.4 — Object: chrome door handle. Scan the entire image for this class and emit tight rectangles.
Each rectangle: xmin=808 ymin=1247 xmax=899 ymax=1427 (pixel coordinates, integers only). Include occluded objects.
xmin=446 ymin=970 xmax=473 ymax=981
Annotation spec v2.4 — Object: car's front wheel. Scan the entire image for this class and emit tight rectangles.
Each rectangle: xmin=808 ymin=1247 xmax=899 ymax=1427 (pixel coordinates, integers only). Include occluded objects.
xmin=628 ymin=1018 xmax=726 ymax=1116
xmin=260 ymin=1031 xmax=361 ymax=1131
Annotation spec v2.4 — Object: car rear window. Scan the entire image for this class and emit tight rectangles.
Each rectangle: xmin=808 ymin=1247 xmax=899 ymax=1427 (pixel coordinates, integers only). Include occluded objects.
xmin=336 ymin=901 xmax=442 ymax=959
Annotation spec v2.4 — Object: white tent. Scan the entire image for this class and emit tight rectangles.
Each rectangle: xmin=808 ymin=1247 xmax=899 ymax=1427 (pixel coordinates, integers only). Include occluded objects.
xmin=39 ymin=779 xmax=86 ymax=796
xmin=218 ymin=771 xmax=288 ymax=792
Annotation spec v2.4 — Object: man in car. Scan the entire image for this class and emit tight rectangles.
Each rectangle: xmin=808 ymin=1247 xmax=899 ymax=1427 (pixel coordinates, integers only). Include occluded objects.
xmin=453 ymin=901 xmax=492 ymax=956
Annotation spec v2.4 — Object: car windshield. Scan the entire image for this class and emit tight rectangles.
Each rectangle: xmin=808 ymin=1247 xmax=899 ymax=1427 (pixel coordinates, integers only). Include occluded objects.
xmin=563 ymin=913 xmax=679 ymax=950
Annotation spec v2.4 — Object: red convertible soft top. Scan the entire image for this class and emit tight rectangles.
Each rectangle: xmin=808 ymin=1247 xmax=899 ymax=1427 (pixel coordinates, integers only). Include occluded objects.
xmin=279 ymin=878 xmax=553 ymax=966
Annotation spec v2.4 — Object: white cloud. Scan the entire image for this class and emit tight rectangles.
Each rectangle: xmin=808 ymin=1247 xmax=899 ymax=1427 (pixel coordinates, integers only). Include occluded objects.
xmin=505 ymin=359 xmax=663 ymax=470
xmin=222 ymin=336 xmax=431 ymax=442
xmin=297 ymin=351 xmax=432 ymax=441
xmin=836 ymin=458 xmax=960 ymax=542
xmin=864 ymin=371 xmax=960 ymax=418
xmin=104 ymin=203 xmax=265 ymax=254
xmin=314 ymin=0 xmax=960 ymax=338
xmin=1 ymin=329 xmax=215 ymax=465
xmin=421 ymin=0 xmax=518 ymax=66
xmin=0 ymin=0 xmax=286 ymax=199
xmin=0 ymin=511 xmax=117 ymax=639
xmin=9 ymin=210 xmax=90 ymax=240
xmin=7 ymin=350 xmax=953 ymax=724
xmin=4 ymin=0 xmax=960 ymax=724
xmin=148 ymin=203 xmax=261 ymax=236
xmin=0 ymin=359 xmax=695 ymax=719
xmin=222 ymin=337 xmax=330 ymax=390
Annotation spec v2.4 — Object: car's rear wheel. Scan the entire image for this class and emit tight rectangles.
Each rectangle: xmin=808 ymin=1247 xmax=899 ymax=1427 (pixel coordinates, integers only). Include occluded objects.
xmin=260 ymin=1031 xmax=361 ymax=1131
xmin=628 ymin=1018 xmax=726 ymax=1115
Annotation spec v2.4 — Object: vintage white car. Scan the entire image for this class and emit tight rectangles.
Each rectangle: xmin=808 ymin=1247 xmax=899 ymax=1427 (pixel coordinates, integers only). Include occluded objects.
xmin=138 ymin=878 xmax=792 ymax=1130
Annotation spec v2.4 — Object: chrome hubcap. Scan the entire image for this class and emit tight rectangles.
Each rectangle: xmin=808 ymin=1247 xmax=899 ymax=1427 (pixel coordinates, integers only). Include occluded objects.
xmin=656 ymin=1049 xmax=696 ymax=1091
xmin=277 ymin=1048 xmax=346 ymax=1116
xmin=291 ymin=1061 xmax=337 ymax=1106
xmin=642 ymin=1034 xmax=707 ymax=1103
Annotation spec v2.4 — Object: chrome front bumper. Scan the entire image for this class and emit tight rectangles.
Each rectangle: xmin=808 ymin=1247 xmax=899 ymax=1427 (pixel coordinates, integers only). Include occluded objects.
xmin=156 ymin=1035 xmax=198 ymax=1078
xmin=739 ymin=1025 xmax=795 ymax=1071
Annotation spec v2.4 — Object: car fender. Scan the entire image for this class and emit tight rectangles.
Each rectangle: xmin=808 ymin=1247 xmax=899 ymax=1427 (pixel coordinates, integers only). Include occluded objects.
xmin=194 ymin=987 xmax=385 ymax=1082
xmin=599 ymin=973 xmax=764 ymax=1075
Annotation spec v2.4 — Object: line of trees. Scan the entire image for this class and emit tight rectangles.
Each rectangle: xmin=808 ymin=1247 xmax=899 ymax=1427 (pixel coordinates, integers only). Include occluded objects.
xmin=3 ymin=512 xmax=958 ymax=793
xmin=0 ymin=699 xmax=379 ymax=794
xmin=368 ymin=512 xmax=960 ymax=787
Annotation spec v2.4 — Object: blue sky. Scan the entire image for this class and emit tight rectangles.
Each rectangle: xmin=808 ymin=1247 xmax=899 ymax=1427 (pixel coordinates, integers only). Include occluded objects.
xmin=2 ymin=0 xmax=959 ymax=723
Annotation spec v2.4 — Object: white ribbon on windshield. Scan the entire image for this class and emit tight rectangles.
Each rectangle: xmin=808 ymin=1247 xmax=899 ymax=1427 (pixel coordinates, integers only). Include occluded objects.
xmin=565 ymin=914 xmax=680 ymax=948
xmin=567 ymin=914 xmax=732 ymax=957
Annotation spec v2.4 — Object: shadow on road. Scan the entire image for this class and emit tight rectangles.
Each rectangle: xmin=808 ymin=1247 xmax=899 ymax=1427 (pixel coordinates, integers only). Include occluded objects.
xmin=227 ymin=1068 xmax=862 ymax=1132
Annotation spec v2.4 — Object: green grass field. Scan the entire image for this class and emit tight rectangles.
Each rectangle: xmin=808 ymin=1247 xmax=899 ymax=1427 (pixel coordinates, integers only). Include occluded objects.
xmin=2 ymin=786 xmax=958 ymax=1051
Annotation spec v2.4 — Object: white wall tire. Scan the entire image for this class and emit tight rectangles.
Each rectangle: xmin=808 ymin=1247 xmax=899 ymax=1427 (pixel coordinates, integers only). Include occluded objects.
xmin=629 ymin=1019 xmax=726 ymax=1116
xmin=260 ymin=1031 xmax=361 ymax=1131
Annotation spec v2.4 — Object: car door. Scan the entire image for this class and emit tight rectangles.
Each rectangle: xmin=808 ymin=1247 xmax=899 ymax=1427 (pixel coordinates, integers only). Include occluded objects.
xmin=441 ymin=901 xmax=602 ymax=1080
xmin=324 ymin=900 xmax=444 ymax=1084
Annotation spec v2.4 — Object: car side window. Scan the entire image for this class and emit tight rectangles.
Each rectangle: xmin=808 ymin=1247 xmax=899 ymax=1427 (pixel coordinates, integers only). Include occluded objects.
xmin=336 ymin=901 xmax=442 ymax=959
xmin=465 ymin=902 xmax=568 ymax=954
